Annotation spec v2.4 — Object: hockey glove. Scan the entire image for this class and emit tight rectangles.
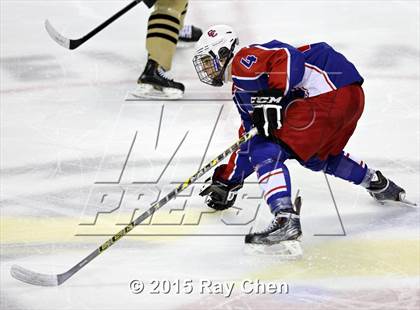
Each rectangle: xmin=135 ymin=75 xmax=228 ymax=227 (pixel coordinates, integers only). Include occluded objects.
xmin=251 ymin=88 xmax=284 ymax=138
xmin=199 ymin=165 xmax=243 ymax=210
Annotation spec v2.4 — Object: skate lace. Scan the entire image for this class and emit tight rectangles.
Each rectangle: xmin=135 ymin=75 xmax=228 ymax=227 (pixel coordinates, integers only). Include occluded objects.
xmin=257 ymin=217 xmax=282 ymax=234
xmin=179 ymin=25 xmax=192 ymax=39
xmin=157 ymin=67 xmax=174 ymax=81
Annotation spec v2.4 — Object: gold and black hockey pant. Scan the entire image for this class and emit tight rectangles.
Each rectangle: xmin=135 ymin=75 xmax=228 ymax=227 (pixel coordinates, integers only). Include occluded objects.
xmin=146 ymin=0 xmax=189 ymax=70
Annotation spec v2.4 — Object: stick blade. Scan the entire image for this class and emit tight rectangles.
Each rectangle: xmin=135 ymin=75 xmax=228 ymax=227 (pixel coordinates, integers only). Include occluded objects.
xmin=11 ymin=264 xmax=59 ymax=286
xmin=44 ymin=19 xmax=71 ymax=49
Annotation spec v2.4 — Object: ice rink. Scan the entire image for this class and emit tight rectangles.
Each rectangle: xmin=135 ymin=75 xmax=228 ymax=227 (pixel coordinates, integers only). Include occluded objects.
xmin=1 ymin=0 xmax=419 ymax=309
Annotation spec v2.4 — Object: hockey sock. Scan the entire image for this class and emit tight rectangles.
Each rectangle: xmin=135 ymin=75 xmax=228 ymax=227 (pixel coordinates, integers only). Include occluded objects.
xmin=323 ymin=151 xmax=369 ymax=185
xmin=255 ymin=159 xmax=292 ymax=214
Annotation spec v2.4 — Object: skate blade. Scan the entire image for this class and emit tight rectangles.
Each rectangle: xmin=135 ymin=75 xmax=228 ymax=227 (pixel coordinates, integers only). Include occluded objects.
xmin=398 ymin=198 xmax=417 ymax=207
xmin=126 ymin=84 xmax=183 ymax=101
xmin=375 ymin=199 xmax=417 ymax=208
xmin=374 ymin=192 xmax=418 ymax=208
xmin=398 ymin=192 xmax=417 ymax=207
xmin=245 ymin=240 xmax=303 ymax=259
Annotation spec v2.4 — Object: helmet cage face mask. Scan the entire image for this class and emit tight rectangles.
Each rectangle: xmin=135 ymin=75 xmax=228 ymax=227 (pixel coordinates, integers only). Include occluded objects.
xmin=193 ymin=53 xmax=224 ymax=87
xmin=193 ymin=39 xmax=237 ymax=87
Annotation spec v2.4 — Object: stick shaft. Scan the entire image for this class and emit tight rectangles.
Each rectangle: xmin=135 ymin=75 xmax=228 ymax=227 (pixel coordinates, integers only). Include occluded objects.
xmin=48 ymin=0 xmax=156 ymax=50
xmin=59 ymin=128 xmax=258 ymax=284
xmin=71 ymin=0 xmax=140 ymax=48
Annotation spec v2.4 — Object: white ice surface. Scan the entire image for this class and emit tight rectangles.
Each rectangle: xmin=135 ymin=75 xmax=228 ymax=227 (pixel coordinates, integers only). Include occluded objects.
xmin=1 ymin=1 xmax=419 ymax=309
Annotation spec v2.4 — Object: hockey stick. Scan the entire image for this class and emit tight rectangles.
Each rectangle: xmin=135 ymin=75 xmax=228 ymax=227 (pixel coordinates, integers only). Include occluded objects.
xmin=10 ymin=128 xmax=258 ymax=286
xmin=45 ymin=0 xmax=156 ymax=50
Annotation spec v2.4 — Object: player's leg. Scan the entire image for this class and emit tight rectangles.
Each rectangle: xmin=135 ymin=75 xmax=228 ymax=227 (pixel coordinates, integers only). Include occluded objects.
xmin=304 ymin=83 xmax=409 ymax=203
xmin=251 ymin=139 xmax=293 ymax=214
xmin=179 ymin=1 xmax=188 ymax=28
xmin=301 ymin=152 xmax=368 ymax=185
xmin=134 ymin=0 xmax=187 ymax=99
xmin=146 ymin=0 xmax=187 ymax=71
xmin=245 ymin=137 xmax=302 ymax=245
xmin=178 ymin=2 xmax=203 ymax=43
xmin=302 ymin=152 xmax=410 ymax=204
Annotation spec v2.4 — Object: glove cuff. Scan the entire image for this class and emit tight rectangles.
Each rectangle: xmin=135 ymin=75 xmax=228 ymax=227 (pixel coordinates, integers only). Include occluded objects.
xmin=212 ymin=164 xmax=243 ymax=189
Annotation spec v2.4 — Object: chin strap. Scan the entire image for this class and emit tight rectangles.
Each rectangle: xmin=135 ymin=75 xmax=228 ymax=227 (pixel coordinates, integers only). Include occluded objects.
xmin=214 ymin=39 xmax=238 ymax=86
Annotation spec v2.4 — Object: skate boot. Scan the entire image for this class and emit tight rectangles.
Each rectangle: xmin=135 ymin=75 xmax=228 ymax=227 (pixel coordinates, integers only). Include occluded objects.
xmin=367 ymin=171 xmax=416 ymax=206
xmin=245 ymin=195 xmax=303 ymax=257
xmin=179 ymin=25 xmax=203 ymax=43
xmin=245 ymin=209 xmax=302 ymax=245
xmin=133 ymin=59 xmax=185 ymax=100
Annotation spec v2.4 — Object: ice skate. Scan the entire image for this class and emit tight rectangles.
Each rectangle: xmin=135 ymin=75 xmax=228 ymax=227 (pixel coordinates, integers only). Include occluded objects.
xmin=245 ymin=195 xmax=303 ymax=258
xmin=367 ymin=171 xmax=417 ymax=207
xmin=177 ymin=25 xmax=203 ymax=48
xmin=130 ymin=59 xmax=185 ymax=100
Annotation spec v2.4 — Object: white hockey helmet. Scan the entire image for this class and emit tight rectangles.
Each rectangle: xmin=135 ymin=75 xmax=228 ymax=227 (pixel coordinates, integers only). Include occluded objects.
xmin=192 ymin=25 xmax=239 ymax=87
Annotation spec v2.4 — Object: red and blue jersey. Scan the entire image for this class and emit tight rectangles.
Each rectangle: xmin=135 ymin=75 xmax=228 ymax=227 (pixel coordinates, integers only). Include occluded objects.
xmin=221 ymin=41 xmax=365 ymax=210
xmin=231 ymin=40 xmax=364 ymax=130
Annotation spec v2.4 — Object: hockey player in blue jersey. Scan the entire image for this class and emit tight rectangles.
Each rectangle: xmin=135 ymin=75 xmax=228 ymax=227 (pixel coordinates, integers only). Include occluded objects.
xmin=192 ymin=25 xmax=415 ymax=247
